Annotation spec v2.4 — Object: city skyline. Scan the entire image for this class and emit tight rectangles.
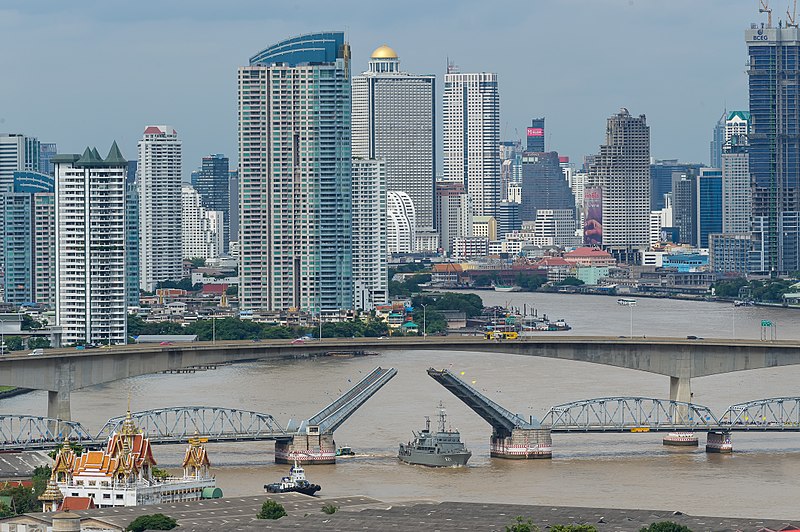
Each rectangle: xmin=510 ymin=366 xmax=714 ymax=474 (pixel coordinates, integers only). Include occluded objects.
xmin=0 ymin=1 xmax=753 ymax=175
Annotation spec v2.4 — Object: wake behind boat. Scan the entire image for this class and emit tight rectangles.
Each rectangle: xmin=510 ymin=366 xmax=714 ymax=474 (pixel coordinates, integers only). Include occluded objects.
xmin=264 ymin=460 xmax=321 ymax=496
xmin=398 ymin=402 xmax=471 ymax=467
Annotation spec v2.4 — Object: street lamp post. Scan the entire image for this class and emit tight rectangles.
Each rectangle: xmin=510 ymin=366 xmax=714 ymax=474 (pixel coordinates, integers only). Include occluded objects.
xmin=421 ymin=304 xmax=427 ymax=337
xmin=212 ymin=315 xmax=216 ymax=344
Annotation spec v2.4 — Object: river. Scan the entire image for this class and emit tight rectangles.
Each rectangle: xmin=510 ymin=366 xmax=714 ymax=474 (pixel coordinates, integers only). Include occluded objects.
xmin=4 ymin=293 xmax=800 ymax=520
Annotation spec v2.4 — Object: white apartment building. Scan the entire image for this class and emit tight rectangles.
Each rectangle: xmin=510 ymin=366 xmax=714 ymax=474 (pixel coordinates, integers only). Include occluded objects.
xmin=472 ymin=216 xmax=497 ymax=240
xmin=0 ymin=133 xmax=39 ymax=191
xmin=53 ymin=144 xmax=128 ymax=345
xmin=138 ymin=126 xmax=182 ymax=291
xmin=387 ymin=191 xmax=416 ymax=254
xmin=352 ymin=159 xmax=387 ymax=311
xmin=352 ymin=45 xmax=435 ymax=231
xmin=528 ymin=209 xmax=579 ymax=247
xmin=415 ymin=229 xmax=440 ymax=253
xmin=452 ymin=236 xmax=489 ymax=261
xmin=181 ymin=184 xmax=224 ymax=260
xmin=443 ymin=68 xmax=500 ymax=217
xmin=721 ymin=144 xmax=752 ymax=234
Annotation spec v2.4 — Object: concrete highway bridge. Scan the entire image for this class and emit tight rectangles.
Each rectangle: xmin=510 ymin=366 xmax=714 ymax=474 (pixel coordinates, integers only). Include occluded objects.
xmin=1 ymin=336 xmax=800 ymax=421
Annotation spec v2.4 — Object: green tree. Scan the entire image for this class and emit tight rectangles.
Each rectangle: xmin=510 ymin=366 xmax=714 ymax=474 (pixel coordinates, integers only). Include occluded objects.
xmin=187 ymin=257 xmax=206 ymax=268
xmin=516 ymin=272 xmax=546 ymax=292
xmin=31 ymin=466 xmax=51 ymax=496
xmin=712 ymin=278 xmax=748 ymax=298
xmin=506 ymin=516 xmax=538 ymax=532
xmin=0 ymin=485 xmax=38 ymax=514
xmin=321 ymin=503 xmax=339 ymax=514
xmin=21 ymin=314 xmax=43 ymax=330
xmin=151 ymin=466 xmax=170 ymax=480
xmin=28 ymin=337 xmax=51 ymax=349
xmin=555 ymin=277 xmax=585 ymax=287
xmin=3 ymin=336 xmax=23 ymax=352
xmin=257 ymin=500 xmax=287 ymax=520
xmin=551 ymin=525 xmax=598 ymax=532
xmin=0 ymin=502 xmax=14 ymax=518
xmin=126 ymin=513 xmax=177 ymax=531
xmin=639 ymin=522 xmax=693 ymax=532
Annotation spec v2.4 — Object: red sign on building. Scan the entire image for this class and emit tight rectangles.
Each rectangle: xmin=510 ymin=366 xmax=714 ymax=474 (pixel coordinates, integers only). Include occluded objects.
xmin=526 ymin=127 xmax=544 ymax=137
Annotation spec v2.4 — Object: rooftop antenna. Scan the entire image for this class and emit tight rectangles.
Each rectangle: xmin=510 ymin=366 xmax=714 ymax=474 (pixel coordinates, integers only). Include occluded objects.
xmin=761 ymin=0 xmax=773 ymax=28
xmin=788 ymin=0 xmax=798 ymax=27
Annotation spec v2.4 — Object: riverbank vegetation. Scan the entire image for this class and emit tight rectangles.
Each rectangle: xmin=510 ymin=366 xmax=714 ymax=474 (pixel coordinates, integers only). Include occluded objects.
xmin=712 ymin=278 xmax=797 ymax=303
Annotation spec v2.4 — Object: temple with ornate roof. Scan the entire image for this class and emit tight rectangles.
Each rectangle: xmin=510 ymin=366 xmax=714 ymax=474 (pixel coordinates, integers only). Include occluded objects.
xmin=40 ymin=411 xmax=219 ymax=509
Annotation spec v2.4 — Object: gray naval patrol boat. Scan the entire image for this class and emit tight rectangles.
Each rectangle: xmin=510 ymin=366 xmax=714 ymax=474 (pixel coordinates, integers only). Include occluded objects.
xmin=398 ymin=402 xmax=471 ymax=467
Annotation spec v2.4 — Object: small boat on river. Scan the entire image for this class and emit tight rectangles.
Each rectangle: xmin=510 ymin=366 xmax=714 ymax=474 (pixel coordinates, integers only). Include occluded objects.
xmin=264 ymin=460 xmax=321 ymax=496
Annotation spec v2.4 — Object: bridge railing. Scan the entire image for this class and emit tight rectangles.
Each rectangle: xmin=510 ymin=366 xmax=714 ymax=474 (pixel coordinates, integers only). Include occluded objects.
xmin=541 ymin=397 xmax=720 ymax=432
xmin=95 ymin=407 xmax=289 ymax=443
xmin=0 ymin=415 xmax=94 ymax=450
xmin=719 ymin=397 xmax=800 ymax=430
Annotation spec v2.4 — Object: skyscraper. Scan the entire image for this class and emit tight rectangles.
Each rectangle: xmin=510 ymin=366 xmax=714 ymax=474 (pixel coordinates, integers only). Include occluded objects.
xmin=443 ymin=67 xmax=500 ymax=218
xmin=238 ymin=32 xmax=352 ymax=312
xmin=710 ymin=111 xmax=726 ymax=169
xmin=589 ymin=109 xmax=651 ymax=256
xmin=387 ymin=191 xmax=416 ymax=254
xmin=672 ymin=172 xmax=697 ymax=245
xmin=351 ymin=159 xmax=387 ymax=311
xmin=181 ymin=184 xmax=224 ymax=260
xmin=352 ymin=45 xmax=435 ymax=233
xmin=126 ymin=182 xmax=139 ymax=308
xmin=526 ymin=118 xmax=545 ymax=153
xmin=435 ymin=182 xmax=473 ymax=256
xmin=722 ymin=135 xmax=752 ymax=234
xmin=138 ymin=125 xmax=182 ymax=291
xmin=650 ymin=160 xmax=704 ymax=211
xmin=53 ymin=144 xmax=128 ymax=345
xmin=696 ymin=168 xmax=723 ymax=248
xmin=0 ymin=134 xmax=40 ymax=191
xmin=228 ymin=170 xmax=238 ymax=247
xmin=2 ymin=171 xmax=55 ymax=307
xmin=520 ymin=151 xmax=575 ymax=223
xmin=195 ymin=154 xmax=230 ymax=252
xmin=39 ymin=143 xmax=57 ymax=177
xmin=747 ymin=23 xmax=800 ymax=272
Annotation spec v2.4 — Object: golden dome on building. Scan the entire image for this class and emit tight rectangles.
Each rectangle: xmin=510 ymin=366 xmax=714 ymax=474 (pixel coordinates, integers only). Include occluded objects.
xmin=371 ymin=44 xmax=398 ymax=59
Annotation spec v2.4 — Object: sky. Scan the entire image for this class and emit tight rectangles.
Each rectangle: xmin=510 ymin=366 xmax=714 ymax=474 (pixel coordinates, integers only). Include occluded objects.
xmin=0 ymin=0 xmax=764 ymax=177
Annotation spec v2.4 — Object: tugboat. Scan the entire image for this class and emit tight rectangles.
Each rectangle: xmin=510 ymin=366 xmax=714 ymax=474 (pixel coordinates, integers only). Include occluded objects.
xmin=264 ymin=460 xmax=321 ymax=496
xmin=335 ymin=446 xmax=356 ymax=457
xmin=398 ymin=402 xmax=471 ymax=467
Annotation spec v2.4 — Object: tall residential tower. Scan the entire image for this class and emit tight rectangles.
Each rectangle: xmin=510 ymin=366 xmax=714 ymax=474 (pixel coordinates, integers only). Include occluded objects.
xmin=138 ymin=126 xmax=182 ymax=291
xmin=238 ymin=32 xmax=352 ymax=313
xmin=53 ymin=144 xmax=128 ymax=345
xmin=443 ymin=66 xmax=500 ymax=218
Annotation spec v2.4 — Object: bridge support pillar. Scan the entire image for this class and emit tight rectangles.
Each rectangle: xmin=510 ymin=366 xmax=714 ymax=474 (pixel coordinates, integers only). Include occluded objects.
xmin=490 ymin=428 xmax=552 ymax=459
xmin=662 ymin=432 xmax=698 ymax=446
xmin=705 ymin=431 xmax=733 ymax=453
xmin=47 ymin=390 xmax=71 ymax=421
xmin=275 ymin=433 xmax=336 ymax=465
xmin=669 ymin=376 xmax=692 ymax=404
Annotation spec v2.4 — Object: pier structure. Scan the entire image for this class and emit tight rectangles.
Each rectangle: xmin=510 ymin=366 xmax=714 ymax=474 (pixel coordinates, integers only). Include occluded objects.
xmin=427 ymin=368 xmax=552 ymax=459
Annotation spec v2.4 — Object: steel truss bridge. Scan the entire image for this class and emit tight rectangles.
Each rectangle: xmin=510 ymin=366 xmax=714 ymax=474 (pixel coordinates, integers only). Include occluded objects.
xmin=3 ymin=396 xmax=799 ymax=452
xmin=0 ymin=366 xmax=397 ymax=451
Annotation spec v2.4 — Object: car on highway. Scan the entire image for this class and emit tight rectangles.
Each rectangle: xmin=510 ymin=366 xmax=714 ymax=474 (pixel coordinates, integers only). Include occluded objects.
xmin=159 ymin=341 xmax=174 ymax=346
xmin=290 ymin=338 xmax=306 ymax=345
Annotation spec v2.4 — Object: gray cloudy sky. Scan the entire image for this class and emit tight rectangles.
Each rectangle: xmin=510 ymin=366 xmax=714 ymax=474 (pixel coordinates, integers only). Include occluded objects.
xmin=0 ymin=0 xmax=761 ymax=175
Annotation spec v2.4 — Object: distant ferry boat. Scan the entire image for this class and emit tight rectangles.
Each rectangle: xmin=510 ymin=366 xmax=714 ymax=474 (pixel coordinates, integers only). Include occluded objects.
xmin=494 ymin=285 xmax=522 ymax=292
xmin=617 ymin=298 xmax=637 ymax=306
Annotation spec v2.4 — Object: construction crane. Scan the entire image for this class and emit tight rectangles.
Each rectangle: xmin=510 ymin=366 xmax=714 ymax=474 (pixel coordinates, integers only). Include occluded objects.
xmin=788 ymin=0 xmax=798 ymax=27
xmin=761 ymin=0 xmax=773 ymax=27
